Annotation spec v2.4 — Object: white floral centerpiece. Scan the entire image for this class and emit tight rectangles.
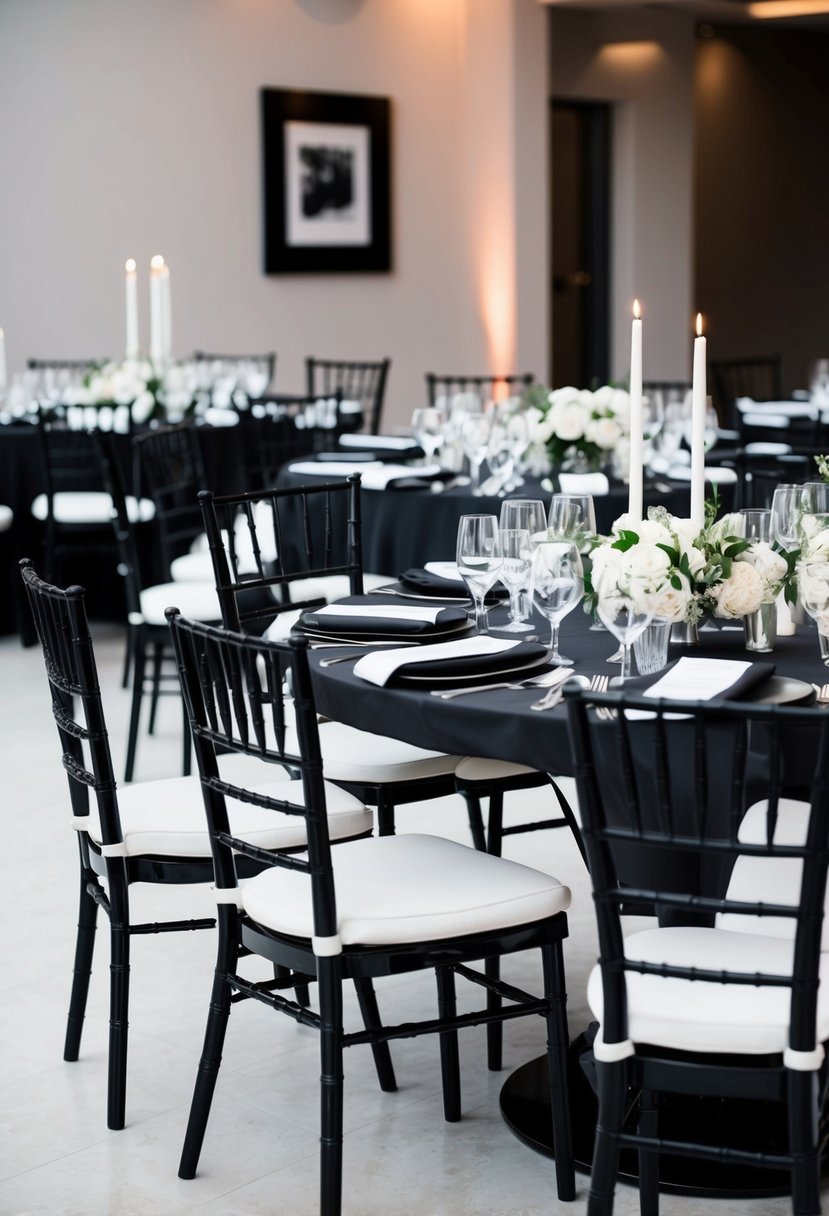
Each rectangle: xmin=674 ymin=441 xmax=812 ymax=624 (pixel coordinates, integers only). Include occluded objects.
xmin=80 ymin=358 xmax=197 ymax=424
xmin=521 ymin=384 xmax=630 ymax=474
xmin=589 ymin=505 xmax=790 ymax=625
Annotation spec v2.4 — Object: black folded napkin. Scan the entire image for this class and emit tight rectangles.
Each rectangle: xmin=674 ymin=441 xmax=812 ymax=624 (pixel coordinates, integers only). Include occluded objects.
xmin=391 ymin=640 xmax=549 ymax=682
xmin=298 ymin=605 xmax=468 ymax=636
xmin=399 ymin=567 xmax=508 ymax=601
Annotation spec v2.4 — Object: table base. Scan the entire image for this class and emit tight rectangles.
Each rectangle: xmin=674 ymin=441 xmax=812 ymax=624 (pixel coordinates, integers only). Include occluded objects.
xmin=499 ymin=1049 xmax=795 ymax=1200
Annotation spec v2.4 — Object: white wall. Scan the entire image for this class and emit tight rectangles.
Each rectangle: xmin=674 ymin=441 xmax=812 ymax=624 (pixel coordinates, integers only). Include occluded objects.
xmin=0 ymin=0 xmax=549 ymax=428
xmin=550 ymin=8 xmax=696 ymax=382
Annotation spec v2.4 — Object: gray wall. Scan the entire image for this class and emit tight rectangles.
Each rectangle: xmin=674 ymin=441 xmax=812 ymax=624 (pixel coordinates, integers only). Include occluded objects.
xmin=0 ymin=0 xmax=549 ymax=427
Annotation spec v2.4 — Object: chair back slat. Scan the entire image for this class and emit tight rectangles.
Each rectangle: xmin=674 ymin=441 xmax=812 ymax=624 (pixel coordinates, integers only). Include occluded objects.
xmin=307 ymin=357 xmax=390 ymax=435
xmin=425 ymin=372 xmax=534 ymax=409
xmin=566 ymin=687 xmax=829 ymax=1056
xmin=132 ymin=423 xmax=208 ymax=578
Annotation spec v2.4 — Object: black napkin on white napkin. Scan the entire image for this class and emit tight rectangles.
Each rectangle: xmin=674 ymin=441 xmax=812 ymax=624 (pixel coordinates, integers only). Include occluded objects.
xmin=392 ymin=639 xmax=548 ymax=680
xmin=298 ymin=605 xmax=468 ymax=636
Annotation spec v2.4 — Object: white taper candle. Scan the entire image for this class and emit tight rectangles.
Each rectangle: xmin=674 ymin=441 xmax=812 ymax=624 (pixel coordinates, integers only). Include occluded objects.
xmin=690 ymin=312 xmax=707 ymax=531
xmin=628 ymin=299 xmax=643 ymax=521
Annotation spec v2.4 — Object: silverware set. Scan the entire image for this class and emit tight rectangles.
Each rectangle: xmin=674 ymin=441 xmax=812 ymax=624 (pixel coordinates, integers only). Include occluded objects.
xmin=811 ymin=682 xmax=829 ymax=705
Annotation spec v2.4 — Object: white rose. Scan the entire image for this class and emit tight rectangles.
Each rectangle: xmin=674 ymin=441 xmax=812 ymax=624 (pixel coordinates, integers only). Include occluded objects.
xmin=711 ymin=561 xmax=765 ymax=618
xmin=608 ymin=388 xmax=631 ymax=423
xmin=708 ymin=512 xmax=744 ymax=547
xmin=627 ymin=544 xmax=672 ymax=582
xmin=585 ymin=416 xmax=622 ymax=450
xmin=131 ymin=391 xmax=156 ymax=424
xmin=591 ymin=385 xmax=614 ymax=410
xmin=803 ymin=525 xmax=829 ymax=559
xmin=643 ymin=584 xmax=692 ymax=622
xmin=636 ymin=519 xmax=674 ymax=547
xmin=684 ymin=545 xmax=706 ymax=577
xmin=549 ymin=400 xmax=589 ymax=442
xmin=548 ymin=386 xmax=581 ymax=409
xmin=671 ymin=517 xmax=702 ymax=550
xmin=739 ymin=542 xmax=787 ymax=586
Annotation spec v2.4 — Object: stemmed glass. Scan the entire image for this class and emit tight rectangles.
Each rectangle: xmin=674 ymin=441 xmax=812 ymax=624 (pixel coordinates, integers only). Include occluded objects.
xmin=500 ymin=498 xmax=548 ymax=546
xmin=770 ymin=485 xmax=803 ymax=551
xmin=501 ymin=410 xmax=530 ymax=492
xmin=532 ymin=540 xmax=583 ymax=664
xmin=797 ymin=561 xmax=829 ymax=665
xmin=548 ymin=494 xmax=597 ymax=551
xmin=456 ymin=514 xmax=503 ymax=633
xmin=461 ymin=411 xmax=493 ymax=494
xmin=411 ymin=407 xmax=445 ymax=466
xmin=641 ymin=391 xmax=665 ymax=471
xmin=595 ymin=572 xmax=654 ymax=682
xmin=497 ymin=528 xmax=534 ymax=632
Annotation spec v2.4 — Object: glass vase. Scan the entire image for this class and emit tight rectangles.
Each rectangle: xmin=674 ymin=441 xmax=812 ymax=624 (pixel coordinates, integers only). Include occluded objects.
xmin=743 ymin=602 xmax=776 ymax=653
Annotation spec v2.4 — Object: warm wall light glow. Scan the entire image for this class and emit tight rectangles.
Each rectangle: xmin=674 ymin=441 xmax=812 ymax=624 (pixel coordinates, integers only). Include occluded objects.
xmin=696 ymin=313 xmax=704 ymax=337
xmin=478 ymin=238 xmax=517 ymax=380
xmin=597 ymin=40 xmax=663 ymax=69
xmin=633 ymin=298 xmax=641 ymax=320
xmin=125 ymin=258 xmax=136 ymax=274
xmin=749 ymin=0 xmax=829 ymax=17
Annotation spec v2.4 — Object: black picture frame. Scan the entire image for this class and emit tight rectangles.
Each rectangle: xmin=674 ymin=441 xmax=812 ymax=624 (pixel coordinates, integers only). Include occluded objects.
xmin=261 ymin=87 xmax=391 ymax=274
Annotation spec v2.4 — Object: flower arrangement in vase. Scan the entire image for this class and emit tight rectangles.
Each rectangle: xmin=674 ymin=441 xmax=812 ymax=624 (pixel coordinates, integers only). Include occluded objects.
xmin=520 ymin=384 xmax=630 ymax=475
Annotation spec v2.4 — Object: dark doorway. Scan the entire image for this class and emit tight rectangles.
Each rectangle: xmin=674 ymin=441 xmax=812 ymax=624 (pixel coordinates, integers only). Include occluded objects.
xmin=551 ymin=100 xmax=611 ymax=389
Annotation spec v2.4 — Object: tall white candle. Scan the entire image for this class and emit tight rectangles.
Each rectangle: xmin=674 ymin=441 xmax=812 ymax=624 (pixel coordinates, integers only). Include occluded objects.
xmin=0 ymin=327 xmax=6 ymax=395
xmin=160 ymin=261 xmax=172 ymax=364
xmin=125 ymin=258 xmax=139 ymax=360
xmin=149 ymin=254 xmax=164 ymax=368
xmin=690 ymin=312 xmax=707 ymax=531
xmin=628 ymin=298 xmax=643 ymax=521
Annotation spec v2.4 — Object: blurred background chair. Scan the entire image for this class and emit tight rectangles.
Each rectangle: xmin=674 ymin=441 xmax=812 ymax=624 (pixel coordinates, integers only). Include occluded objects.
xmin=426 ymin=372 xmax=534 ymax=411
xmin=710 ymin=354 xmax=783 ymax=426
xmin=192 ymin=350 xmax=276 ymax=405
xmin=235 ymin=391 xmax=345 ymax=490
xmin=306 ymin=356 xmax=390 ymax=435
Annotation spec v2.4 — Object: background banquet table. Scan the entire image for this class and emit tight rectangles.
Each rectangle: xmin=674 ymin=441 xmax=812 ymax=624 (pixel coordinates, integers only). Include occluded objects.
xmin=275 ymin=464 xmax=735 ymax=576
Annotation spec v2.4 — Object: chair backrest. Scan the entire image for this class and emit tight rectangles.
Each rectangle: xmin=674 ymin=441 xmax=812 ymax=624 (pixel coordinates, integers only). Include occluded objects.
xmin=192 ymin=351 xmax=276 ymax=402
xmin=425 ymin=372 xmax=534 ymax=410
xmin=731 ymin=450 xmax=811 ymax=510
xmin=166 ymin=610 xmax=338 ymax=930
xmin=236 ymin=392 xmax=344 ymax=490
xmin=19 ymin=558 xmax=123 ymax=845
xmin=306 ymin=356 xmax=390 ymax=435
xmin=34 ymin=405 xmax=109 ymax=508
xmin=566 ymin=685 xmax=829 ymax=1059
xmin=198 ymin=477 xmax=364 ymax=634
xmin=93 ymin=432 xmax=145 ymax=617
xmin=132 ymin=423 xmax=208 ymax=579
xmin=710 ymin=355 xmax=783 ymax=426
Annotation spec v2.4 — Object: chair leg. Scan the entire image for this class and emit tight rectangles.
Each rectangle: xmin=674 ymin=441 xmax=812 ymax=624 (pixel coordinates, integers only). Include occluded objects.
xmin=637 ymin=1087 xmax=659 ymax=1216
xmin=64 ymin=868 xmax=99 ymax=1062
xmin=124 ymin=628 xmax=146 ymax=783
xmin=274 ymin=962 xmax=311 ymax=1009
xmin=436 ymin=965 xmax=461 ymax=1122
xmin=485 ymin=791 xmax=504 ymax=1071
xmin=147 ymin=641 xmax=164 ymax=735
xmin=179 ymin=908 xmax=237 ymax=1180
xmin=542 ymin=940 xmax=575 ymax=1202
xmin=587 ymin=1058 xmax=627 ymax=1216
xmin=121 ymin=624 xmax=133 ymax=689
xmin=458 ymin=789 xmax=487 ymax=852
xmin=353 ymin=975 xmax=397 ymax=1093
xmin=788 ymin=1069 xmax=821 ymax=1216
xmin=106 ymin=862 xmax=130 ymax=1131
xmin=375 ymin=788 xmax=395 ymax=837
xmin=318 ymin=957 xmax=345 ymax=1216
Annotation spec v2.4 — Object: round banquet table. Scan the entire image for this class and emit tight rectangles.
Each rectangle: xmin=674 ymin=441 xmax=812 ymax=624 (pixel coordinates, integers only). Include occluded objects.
xmin=309 ymin=599 xmax=826 ymax=1199
xmin=275 ymin=463 xmax=736 ymax=576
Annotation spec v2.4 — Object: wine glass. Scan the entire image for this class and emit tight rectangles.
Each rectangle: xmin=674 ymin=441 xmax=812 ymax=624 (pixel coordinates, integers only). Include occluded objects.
xmin=456 ymin=514 xmax=503 ymax=633
xmin=595 ymin=571 xmax=654 ymax=682
xmin=461 ymin=411 xmax=493 ymax=494
xmin=499 ymin=498 xmax=548 ymax=546
xmin=738 ymin=508 xmax=771 ymax=543
xmin=497 ymin=528 xmax=534 ymax=632
xmin=503 ymin=409 xmax=530 ymax=491
xmin=411 ymin=407 xmax=445 ymax=465
xmin=532 ymin=540 xmax=583 ymax=664
xmin=548 ymin=494 xmax=597 ymax=552
xmin=770 ymin=484 xmax=803 ymax=551
xmin=797 ymin=560 xmax=829 ymax=665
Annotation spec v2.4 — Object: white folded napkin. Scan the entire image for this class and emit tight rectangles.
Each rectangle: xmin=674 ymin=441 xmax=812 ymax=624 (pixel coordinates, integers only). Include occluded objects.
xmin=424 ymin=561 xmax=464 ymax=583
xmin=339 ymin=433 xmax=415 ymax=451
xmin=354 ymin=635 xmax=520 ymax=687
xmin=203 ymin=407 xmax=239 ymax=427
xmin=736 ymin=397 xmax=818 ymax=419
xmin=742 ymin=413 xmax=789 ymax=430
xmin=558 ymin=472 xmax=609 ymax=496
xmin=340 ymin=399 xmax=363 ymax=415
xmin=288 ymin=461 xmax=440 ymax=490
xmin=644 ymin=656 xmax=752 ymax=701
xmin=744 ymin=441 xmax=792 ymax=456
xmin=668 ymin=465 xmax=737 ymax=485
xmin=310 ymin=604 xmax=446 ymax=624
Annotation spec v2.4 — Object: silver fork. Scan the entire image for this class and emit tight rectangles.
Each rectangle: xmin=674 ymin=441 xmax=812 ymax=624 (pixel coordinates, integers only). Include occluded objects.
xmin=530 ymin=669 xmax=578 ymax=712
xmin=589 ymin=674 xmax=613 ymax=718
xmin=812 ymin=683 xmax=829 ymax=705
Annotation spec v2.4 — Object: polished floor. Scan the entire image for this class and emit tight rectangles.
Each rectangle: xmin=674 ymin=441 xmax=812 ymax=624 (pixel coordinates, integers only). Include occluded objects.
xmin=0 ymin=624 xmax=812 ymax=1215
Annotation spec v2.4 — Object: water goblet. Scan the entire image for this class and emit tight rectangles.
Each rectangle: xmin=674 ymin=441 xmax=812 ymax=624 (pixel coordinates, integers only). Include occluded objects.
xmin=497 ymin=528 xmax=534 ymax=632
xmin=797 ymin=560 xmax=829 ymax=664
xmin=461 ymin=411 xmax=493 ymax=494
xmin=595 ymin=572 xmax=654 ymax=682
xmin=548 ymin=494 xmax=597 ymax=551
xmin=411 ymin=407 xmax=445 ymax=465
xmin=532 ymin=540 xmax=583 ymax=665
xmin=770 ymin=485 xmax=803 ymax=551
xmin=456 ymin=514 xmax=503 ymax=633
xmin=499 ymin=498 xmax=548 ymax=547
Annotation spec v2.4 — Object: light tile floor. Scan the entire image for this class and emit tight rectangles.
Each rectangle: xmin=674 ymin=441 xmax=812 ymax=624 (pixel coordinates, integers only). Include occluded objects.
xmin=0 ymin=625 xmax=813 ymax=1215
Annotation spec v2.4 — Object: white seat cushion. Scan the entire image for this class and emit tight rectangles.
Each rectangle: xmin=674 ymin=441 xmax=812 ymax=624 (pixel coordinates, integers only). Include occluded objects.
xmin=717 ymin=799 xmax=829 ymax=948
xmin=315 ymin=720 xmax=460 ymax=784
xmin=0 ymin=504 xmax=12 ymax=532
xmin=587 ymin=925 xmax=829 ymax=1058
xmin=242 ymin=833 xmax=571 ymax=946
xmin=455 ymin=757 xmax=543 ymax=783
xmin=287 ymin=571 xmax=392 ymax=603
xmin=83 ymin=770 xmax=371 ymax=858
xmin=31 ymin=491 xmax=154 ymax=524
xmin=137 ymin=581 xmax=219 ymax=626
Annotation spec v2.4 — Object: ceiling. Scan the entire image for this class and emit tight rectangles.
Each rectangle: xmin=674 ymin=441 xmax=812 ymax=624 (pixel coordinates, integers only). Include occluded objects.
xmin=540 ymin=0 xmax=829 ymax=26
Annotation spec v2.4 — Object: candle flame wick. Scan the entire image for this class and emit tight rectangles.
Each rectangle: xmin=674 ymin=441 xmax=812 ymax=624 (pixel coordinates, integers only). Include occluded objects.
xmin=633 ymin=298 xmax=641 ymax=320
xmin=696 ymin=312 xmax=703 ymax=337
xmin=125 ymin=258 xmax=136 ymax=274
xmin=150 ymin=254 xmax=165 ymax=270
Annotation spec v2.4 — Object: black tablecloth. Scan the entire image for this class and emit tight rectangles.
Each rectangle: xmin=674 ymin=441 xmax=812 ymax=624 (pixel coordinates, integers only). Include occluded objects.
xmin=275 ymin=465 xmax=733 ymax=575
xmin=310 ymin=604 xmax=820 ymax=779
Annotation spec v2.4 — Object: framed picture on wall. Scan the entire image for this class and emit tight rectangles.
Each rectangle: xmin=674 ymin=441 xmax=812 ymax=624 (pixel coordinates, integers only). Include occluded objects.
xmin=261 ymin=87 xmax=391 ymax=273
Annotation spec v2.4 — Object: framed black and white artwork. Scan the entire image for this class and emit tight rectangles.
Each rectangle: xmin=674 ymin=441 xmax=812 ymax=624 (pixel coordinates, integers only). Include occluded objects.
xmin=261 ymin=88 xmax=391 ymax=274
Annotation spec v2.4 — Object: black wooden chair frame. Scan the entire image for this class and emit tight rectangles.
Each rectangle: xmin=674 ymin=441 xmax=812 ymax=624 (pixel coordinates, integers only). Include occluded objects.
xmin=425 ymin=372 xmax=535 ymax=405
xmin=306 ymin=356 xmax=390 ymax=436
